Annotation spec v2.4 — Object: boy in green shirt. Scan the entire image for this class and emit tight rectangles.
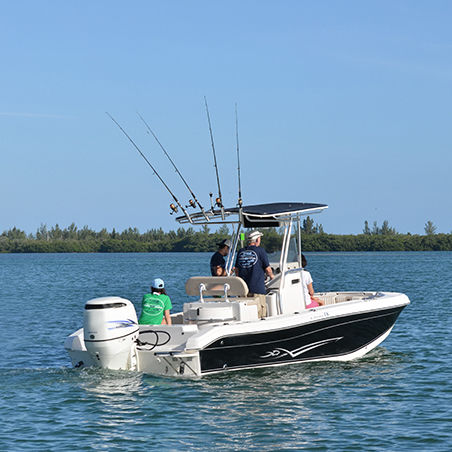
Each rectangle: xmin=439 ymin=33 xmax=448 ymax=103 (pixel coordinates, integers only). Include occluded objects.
xmin=138 ymin=278 xmax=172 ymax=325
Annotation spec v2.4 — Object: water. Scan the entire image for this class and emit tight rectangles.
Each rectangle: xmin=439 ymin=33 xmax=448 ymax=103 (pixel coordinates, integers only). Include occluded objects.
xmin=0 ymin=252 xmax=450 ymax=451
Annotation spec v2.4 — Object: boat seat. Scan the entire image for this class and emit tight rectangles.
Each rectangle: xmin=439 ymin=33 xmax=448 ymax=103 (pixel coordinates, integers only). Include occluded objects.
xmin=183 ymin=299 xmax=259 ymax=323
xmin=185 ymin=276 xmax=249 ymax=298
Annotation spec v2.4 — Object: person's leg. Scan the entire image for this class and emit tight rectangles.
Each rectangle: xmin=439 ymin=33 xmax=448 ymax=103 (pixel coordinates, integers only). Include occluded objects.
xmin=248 ymin=293 xmax=264 ymax=318
xmin=258 ymin=294 xmax=267 ymax=318
xmin=246 ymin=293 xmax=261 ymax=318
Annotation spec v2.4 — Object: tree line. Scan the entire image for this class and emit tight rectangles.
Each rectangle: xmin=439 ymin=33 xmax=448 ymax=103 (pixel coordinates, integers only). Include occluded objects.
xmin=1 ymin=219 xmax=451 ymax=253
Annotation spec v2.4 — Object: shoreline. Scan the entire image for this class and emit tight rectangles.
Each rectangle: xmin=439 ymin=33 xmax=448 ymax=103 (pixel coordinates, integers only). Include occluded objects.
xmin=1 ymin=232 xmax=451 ymax=253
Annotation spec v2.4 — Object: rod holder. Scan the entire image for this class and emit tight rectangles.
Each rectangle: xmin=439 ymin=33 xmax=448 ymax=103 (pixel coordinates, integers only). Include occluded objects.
xmin=199 ymin=283 xmax=206 ymax=303
xmin=224 ymin=283 xmax=231 ymax=302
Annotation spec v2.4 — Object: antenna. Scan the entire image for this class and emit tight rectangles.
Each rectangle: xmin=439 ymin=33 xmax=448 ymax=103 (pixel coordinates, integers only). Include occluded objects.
xmin=106 ymin=112 xmax=192 ymax=222
xmin=137 ymin=112 xmax=209 ymax=221
xmin=235 ymin=103 xmax=243 ymax=208
xmin=204 ymin=97 xmax=224 ymax=215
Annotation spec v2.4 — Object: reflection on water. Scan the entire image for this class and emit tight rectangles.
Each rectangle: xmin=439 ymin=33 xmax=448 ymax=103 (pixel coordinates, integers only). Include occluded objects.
xmin=66 ymin=351 xmax=419 ymax=451
xmin=79 ymin=368 xmax=145 ymax=398
xmin=78 ymin=369 xmax=146 ymax=447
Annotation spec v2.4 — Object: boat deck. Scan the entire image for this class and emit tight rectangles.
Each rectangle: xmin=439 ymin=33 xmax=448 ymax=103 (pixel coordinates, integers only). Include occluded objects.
xmin=315 ymin=291 xmax=380 ymax=305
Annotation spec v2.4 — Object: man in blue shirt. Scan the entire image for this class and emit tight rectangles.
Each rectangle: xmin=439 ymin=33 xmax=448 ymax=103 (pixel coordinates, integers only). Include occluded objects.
xmin=235 ymin=230 xmax=274 ymax=317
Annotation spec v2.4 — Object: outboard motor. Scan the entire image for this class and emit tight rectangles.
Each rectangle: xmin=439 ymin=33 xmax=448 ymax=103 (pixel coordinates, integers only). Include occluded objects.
xmin=83 ymin=296 xmax=139 ymax=370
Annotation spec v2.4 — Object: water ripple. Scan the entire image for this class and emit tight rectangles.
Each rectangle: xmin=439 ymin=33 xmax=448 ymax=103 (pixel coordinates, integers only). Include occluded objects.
xmin=0 ymin=252 xmax=451 ymax=451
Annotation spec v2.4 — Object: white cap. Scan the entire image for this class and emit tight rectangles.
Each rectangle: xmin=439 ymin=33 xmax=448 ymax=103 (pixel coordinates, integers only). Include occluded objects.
xmin=248 ymin=230 xmax=263 ymax=242
xmin=151 ymin=278 xmax=165 ymax=289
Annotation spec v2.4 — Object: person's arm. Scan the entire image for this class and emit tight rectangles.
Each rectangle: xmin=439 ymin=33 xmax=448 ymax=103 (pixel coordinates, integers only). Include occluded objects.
xmin=214 ymin=265 xmax=226 ymax=276
xmin=161 ymin=309 xmax=172 ymax=325
xmin=261 ymin=249 xmax=273 ymax=280
xmin=265 ymin=266 xmax=274 ymax=280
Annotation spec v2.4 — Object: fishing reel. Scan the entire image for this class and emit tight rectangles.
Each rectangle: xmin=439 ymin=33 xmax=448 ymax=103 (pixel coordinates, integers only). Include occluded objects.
xmin=169 ymin=203 xmax=179 ymax=215
xmin=209 ymin=193 xmax=223 ymax=210
xmin=186 ymin=199 xmax=197 ymax=209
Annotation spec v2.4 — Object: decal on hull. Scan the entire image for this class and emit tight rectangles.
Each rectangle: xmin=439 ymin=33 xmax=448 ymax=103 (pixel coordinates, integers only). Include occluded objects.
xmin=260 ymin=337 xmax=343 ymax=360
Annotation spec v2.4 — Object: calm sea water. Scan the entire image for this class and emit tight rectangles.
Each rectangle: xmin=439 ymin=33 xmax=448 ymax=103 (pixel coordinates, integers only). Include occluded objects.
xmin=0 ymin=252 xmax=450 ymax=451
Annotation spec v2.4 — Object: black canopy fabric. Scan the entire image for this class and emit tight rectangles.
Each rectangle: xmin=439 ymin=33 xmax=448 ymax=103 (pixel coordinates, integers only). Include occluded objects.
xmin=238 ymin=202 xmax=327 ymax=227
xmin=176 ymin=202 xmax=327 ymax=226
xmin=240 ymin=202 xmax=327 ymax=217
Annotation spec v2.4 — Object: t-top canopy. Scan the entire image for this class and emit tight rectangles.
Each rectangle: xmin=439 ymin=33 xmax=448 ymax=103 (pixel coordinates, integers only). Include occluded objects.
xmin=176 ymin=202 xmax=328 ymax=226
xmin=239 ymin=202 xmax=328 ymax=227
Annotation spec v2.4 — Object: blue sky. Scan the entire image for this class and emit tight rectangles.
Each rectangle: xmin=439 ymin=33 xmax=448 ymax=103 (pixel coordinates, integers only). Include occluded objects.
xmin=1 ymin=1 xmax=451 ymax=235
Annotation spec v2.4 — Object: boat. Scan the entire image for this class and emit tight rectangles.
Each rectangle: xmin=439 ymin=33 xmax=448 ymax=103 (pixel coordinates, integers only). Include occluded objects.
xmin=65 ymin=202 xmax=410 ymax=377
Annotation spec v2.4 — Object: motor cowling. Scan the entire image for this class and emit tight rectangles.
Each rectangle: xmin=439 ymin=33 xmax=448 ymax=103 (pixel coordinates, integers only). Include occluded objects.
xmin=83 ymin=296 xmax=139 ymax=370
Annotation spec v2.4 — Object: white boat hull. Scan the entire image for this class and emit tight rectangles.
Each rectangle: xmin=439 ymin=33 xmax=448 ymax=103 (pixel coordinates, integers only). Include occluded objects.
xmin=66 ymin=291 xmax=409 ymax=377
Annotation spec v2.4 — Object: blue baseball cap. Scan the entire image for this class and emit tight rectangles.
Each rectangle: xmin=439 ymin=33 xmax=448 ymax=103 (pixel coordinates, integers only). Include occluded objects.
xmin=151 ymin=278 xmax=165 ymax=289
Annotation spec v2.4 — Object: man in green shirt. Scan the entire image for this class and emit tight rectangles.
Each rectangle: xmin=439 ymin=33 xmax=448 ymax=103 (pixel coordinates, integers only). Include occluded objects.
xmin=138 ymin=278 xmax=172 ymax=325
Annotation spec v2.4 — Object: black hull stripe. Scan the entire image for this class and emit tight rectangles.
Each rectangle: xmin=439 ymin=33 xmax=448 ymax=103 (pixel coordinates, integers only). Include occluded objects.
xmin=199 ymin=306 xmax=405 ymax=373
xmin=200 ymin=326 xmax=393 ymax=375
xmin=205 ymin=306 xmax=402 ymax=350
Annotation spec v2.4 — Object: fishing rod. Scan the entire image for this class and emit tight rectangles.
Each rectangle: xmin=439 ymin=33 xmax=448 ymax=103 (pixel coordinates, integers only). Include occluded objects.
xmin=136 ymin=112 xmax=209 ymax=221
xmin=235 ymin=103 xmax=243 ymax=208
xmin=106 ymin=112 xmax=192 ymax=222
xmin=204 ymin=97 xmax=224 ymax=216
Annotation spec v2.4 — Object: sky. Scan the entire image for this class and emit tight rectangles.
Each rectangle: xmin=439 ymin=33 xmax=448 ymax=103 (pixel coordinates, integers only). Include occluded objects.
xmin=1 ymin=1 xmax=451 ymax=235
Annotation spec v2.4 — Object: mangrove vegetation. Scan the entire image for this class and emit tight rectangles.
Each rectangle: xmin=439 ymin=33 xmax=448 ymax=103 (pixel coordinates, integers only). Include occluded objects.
xmin=1 ymin=218 xmax=451 ymax=253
